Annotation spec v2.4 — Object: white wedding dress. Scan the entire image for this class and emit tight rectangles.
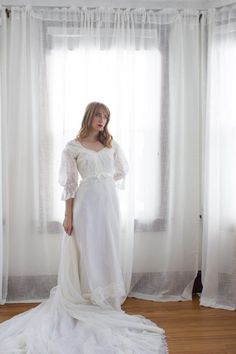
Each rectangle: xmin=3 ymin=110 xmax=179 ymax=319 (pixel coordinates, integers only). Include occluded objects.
xmin=0 ymin=138 xmax=167 ymax=354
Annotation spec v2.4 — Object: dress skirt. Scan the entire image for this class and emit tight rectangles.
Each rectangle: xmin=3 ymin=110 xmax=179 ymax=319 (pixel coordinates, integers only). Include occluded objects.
xmin=73 ymin=176 xmax=126 ymax=309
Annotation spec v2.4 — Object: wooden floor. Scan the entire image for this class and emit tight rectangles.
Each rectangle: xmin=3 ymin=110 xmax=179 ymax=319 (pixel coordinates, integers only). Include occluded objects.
xmin=0 ymin=295 xmax=235 ymax=353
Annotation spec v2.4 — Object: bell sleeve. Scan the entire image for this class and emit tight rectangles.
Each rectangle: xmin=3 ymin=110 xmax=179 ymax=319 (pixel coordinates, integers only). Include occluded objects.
xmin=113 ymin=139 xmax=129 ymax=190
xmin=58 ymin=146 xmax=79 ymax=201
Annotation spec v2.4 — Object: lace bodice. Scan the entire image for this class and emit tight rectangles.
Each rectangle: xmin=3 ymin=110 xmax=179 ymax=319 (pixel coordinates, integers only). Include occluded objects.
xmin=58 ymin=138 xmax=129 ymax=200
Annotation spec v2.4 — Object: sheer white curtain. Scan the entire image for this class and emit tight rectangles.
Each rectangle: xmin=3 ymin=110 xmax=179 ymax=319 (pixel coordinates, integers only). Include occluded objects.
xmin=129 ymin=9 xmax=201 ymax=301
xmin=0 ymin=7 xmax=8 ymax=304
xmin=33 ymin=6 xmax=202 ymax=302
xmin=0 ymin=6 xmax=64 ymax=303
xmin=200 ymin=5 xmax=236 ymax=310
xmin=1 ymin=3 xmax=236 ymax=310
xmin=0 ymin=6 xmax=202 ymax=304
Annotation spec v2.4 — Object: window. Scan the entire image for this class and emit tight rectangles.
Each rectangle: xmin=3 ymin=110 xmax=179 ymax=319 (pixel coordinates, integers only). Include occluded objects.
xmin=209 ymin=26 xmax=236 ymax=227
xmin=43 ymin=26 xmax=170 ymax=233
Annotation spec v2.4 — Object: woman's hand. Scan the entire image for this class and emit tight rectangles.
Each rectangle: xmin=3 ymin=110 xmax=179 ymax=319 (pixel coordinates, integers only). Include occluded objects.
xmin=63 ymin=215 xmax=73 ymax=236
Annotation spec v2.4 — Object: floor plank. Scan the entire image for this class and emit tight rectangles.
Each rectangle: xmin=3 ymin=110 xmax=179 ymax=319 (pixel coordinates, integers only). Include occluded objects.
xmin=123 ymin=295 xmax=236 ymax=354
xmin=0 ymin=295 xmax=235 ymax=353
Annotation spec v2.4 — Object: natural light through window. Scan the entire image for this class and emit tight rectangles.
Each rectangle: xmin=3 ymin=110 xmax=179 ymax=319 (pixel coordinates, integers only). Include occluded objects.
xmin=211 ymin=38 xmax=236 ymax=224
xmin=46 ymin=49 xmax=162 ymax=225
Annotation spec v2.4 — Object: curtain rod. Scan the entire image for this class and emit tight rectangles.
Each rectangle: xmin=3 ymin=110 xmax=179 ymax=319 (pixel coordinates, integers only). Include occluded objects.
xmin=3 ymin=7 xmax=204 ymax=20
xmin=3 ymin=0 xmax=236 ymax=18
xmin=1 ymin=0 xmax=236 ymax=10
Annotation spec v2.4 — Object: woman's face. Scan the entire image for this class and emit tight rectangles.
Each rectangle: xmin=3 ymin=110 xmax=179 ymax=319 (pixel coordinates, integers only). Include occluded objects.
xmin=90 ymin=107 xmax=109 ymax=132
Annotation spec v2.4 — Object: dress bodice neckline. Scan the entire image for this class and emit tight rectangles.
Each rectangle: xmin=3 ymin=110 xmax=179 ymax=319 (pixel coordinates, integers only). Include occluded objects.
xmin=73 ymin=139 xmax=107 ymax=153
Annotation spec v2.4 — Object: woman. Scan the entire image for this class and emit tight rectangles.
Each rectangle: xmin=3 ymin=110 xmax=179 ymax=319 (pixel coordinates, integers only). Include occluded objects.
xmin=0 ymin=102 xmax=167 ymax=353
xmin=59 ymin=102 xmax=128 ymax=311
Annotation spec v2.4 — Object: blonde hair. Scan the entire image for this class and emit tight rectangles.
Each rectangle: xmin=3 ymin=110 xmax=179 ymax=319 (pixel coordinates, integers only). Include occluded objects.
xmin=76 ymin=102 xmax=113 ymax=148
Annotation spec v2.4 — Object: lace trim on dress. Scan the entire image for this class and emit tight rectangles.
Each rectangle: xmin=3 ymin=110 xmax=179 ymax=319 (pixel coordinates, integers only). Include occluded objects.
xmin=58 ymin=148 xmax=79 ymax=200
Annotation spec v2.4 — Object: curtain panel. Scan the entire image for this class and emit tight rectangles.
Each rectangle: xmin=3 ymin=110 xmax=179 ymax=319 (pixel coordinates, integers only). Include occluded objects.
xmin=0 ymin=4 xmax=235 ymax=310
xmin=0 ymin=6 xmax=200 ymax=304
xmin=200 ymin=4 xmax=236 ymax=310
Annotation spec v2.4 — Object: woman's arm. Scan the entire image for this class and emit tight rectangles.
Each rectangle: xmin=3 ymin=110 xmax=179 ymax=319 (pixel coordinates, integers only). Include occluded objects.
xmin=58 ymin=144 xmax=79 ymax=236
xmin=63 ymin=198 xmax=74 ymax=236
